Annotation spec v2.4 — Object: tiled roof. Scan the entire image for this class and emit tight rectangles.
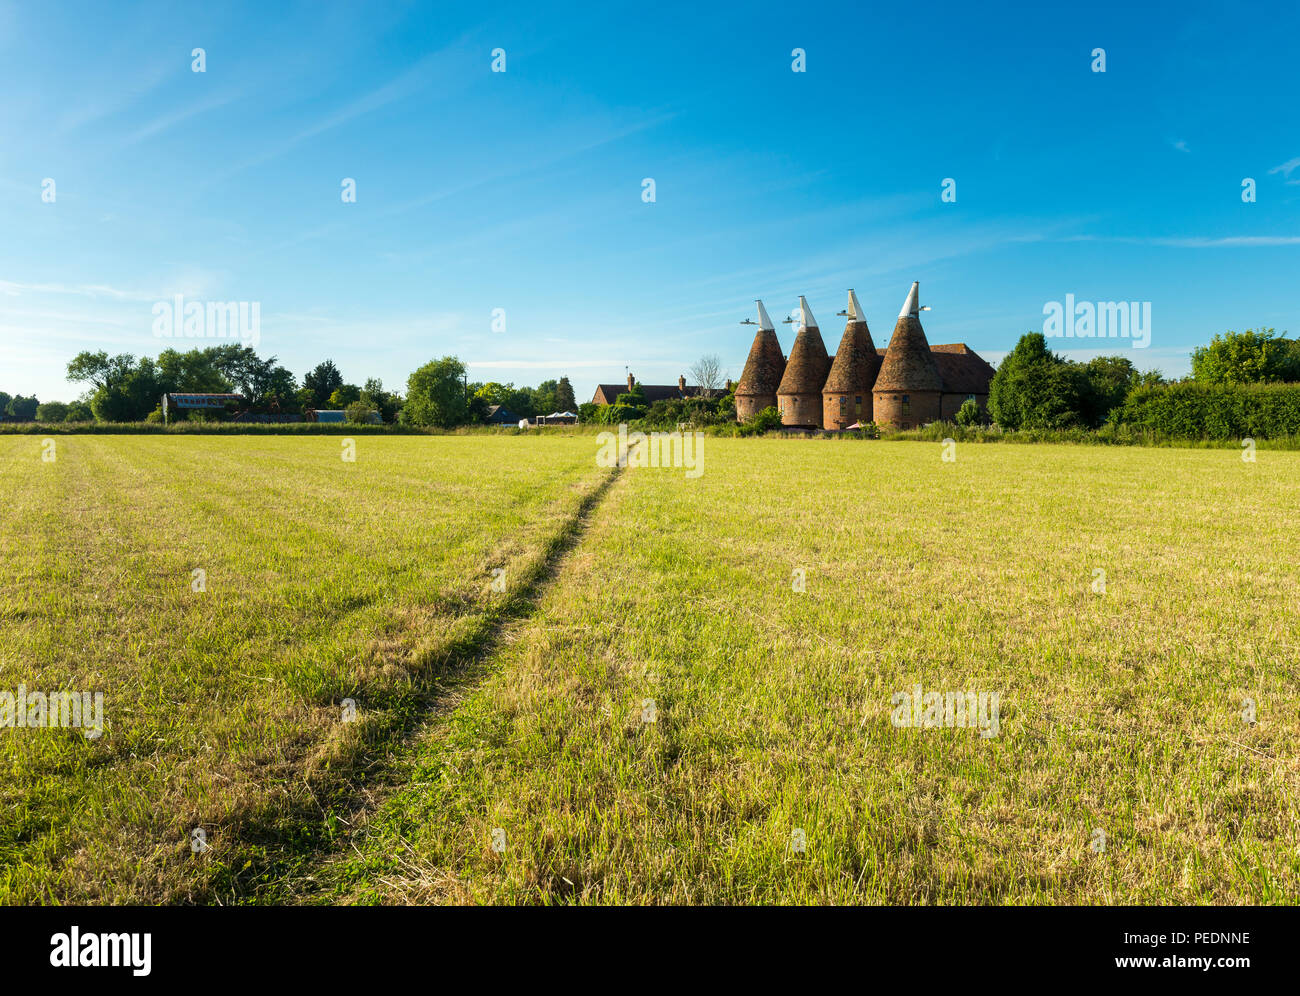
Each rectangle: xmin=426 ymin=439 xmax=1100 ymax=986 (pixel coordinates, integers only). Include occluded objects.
xmin=824 ymin=317 xmax=880 ymax=394
xmin=873 ymin=343 xmax=994 ymax=394
xmin=591 ymin=384 xmax=722 ymax=405
xmin=776 ymin=324 xmax=831 ymax=396
xmin=735 ymin=329 xmax=787 ymax=397
xmin=929 ymin=344 xmax=996 ymax=395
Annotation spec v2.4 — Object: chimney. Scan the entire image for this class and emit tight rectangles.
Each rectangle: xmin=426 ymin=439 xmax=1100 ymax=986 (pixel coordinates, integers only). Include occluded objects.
xmin=678 ymin=374 xmax=686 ymax=393
xmin=725 ymin=379 xmax=734 ymax=393
xmin=627 ymin=372 xmax=635 ymax=392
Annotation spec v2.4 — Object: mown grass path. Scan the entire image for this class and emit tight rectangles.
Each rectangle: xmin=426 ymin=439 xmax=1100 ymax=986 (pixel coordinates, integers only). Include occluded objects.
xmin=0 ymin=434 xmax=608 ymax=903
xmin=327 ymin=438 xmax=1300 ymax=904
xmin=7 ymin=435 xmax=1299 ymax=904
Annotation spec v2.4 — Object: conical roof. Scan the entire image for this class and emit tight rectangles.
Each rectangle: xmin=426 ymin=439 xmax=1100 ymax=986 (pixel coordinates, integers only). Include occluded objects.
xmin=874 ymin=282 xmax=942 ymax=392
xmin=735 ymin=299 xmax=786 ymax=396
xmin=777 ymin=296 xmax=831 ymax=395
xmin=823 ymin=289 xmax=881 ymax=393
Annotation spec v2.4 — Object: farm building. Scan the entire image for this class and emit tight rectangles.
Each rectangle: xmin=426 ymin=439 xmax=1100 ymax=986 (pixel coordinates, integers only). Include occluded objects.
xmin=590 ymin=374 xmax=723 ymax=406
xmin=161 ymin=393 xmax=246 ymax=423
xmin=776 ymin=296 xmax=832 ymax=429
xmin=737 ymin=283 xmax=995 ymax=429
xmin=733 ymin=300 xmax=786 ymax=421
xmin=486 ymin=404 xmax=518 ymax=424
xmin=308 ymin=409 xmax=348 ymax=424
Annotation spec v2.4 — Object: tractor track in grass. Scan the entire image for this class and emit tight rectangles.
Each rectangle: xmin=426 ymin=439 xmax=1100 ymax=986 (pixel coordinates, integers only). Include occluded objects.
xmin=217 ymin=456 xmax=631 ymax=905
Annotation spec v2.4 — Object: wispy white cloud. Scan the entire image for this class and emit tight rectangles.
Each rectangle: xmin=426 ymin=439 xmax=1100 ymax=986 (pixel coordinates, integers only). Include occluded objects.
xmin=0 ymin=279 xmax=160 ymax=301
xmin=1061 ymin=235 xmax=1300 ymax=248
xmin=120 ymin=90 xmax=244 ymax=147
xmin=206 ymin=41 xmax=481 ymax=186
xmin=0 ymin=272 xmax=221 ymax=301
xmin=48 ymin=60 xmax=175 ymax=136
xmin=1267 ymin=156 xmax=1300 ymax=178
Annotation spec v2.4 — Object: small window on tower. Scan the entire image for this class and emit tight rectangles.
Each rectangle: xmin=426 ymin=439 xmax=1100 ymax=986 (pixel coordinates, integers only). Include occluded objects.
xmin=902 ymin=394 xmax=911 ymax=416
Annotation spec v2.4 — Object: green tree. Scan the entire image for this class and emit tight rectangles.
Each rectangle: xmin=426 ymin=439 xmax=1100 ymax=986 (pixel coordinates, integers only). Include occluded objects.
xmin=554 ymin=376 xmax=577 ymax=411
xmin=402 ymin=356 xmax=469 ymax=427
xmin=1077 ymin=355 xmax=1141 ymax=428
xmin=156 ymin=347 xmax=235 ymax=394
xmin=528 ymin=378 xmax=559 ymax=414
xmin=1191 ymin=328 xmax=1291 ymax=385
xmin=5 ymin=395 xmax=39 ymax=420
xmin=360 ymin=378 xmax=401 ymax=423
xmin=208 ymin=345 xmax=297 ymax=408
xmin=739 ymin=406 xmax=783 ymax=435
xmin=954 ymin=398 xmax=981 ymax=427
xmin=1280 ymin=338 xmax=1300 ymax=382
xmin=0 ymin=392 xmax=12 ymax=414
xmin=476 ymin=381 xmax=541 ymax=418
xmin=988 ymin=333 xmax=1081 ymax=430
xmin=614 ymin=383 xmax=647 ymax=411
xmin=345 ymin=400 xmax=377 ymax=424
xmin=35 ymin=401 xmax=68 ymax=423
xmin=303 ymin=360 xmax=344 ymax=408
xmin=66 ymin=352 xmax=160 ymax=422
xmin=65 ymin=401 xmax=94 ymax=423
xmin=66 ymin=351 xmax=136 ymax=392
xmin=328 ymin=384 xmax=362 ymax=409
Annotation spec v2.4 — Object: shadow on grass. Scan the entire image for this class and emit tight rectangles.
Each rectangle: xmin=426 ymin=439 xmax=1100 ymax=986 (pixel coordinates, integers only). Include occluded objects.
xmin=200 ymin=466 xmax=626 ymax=904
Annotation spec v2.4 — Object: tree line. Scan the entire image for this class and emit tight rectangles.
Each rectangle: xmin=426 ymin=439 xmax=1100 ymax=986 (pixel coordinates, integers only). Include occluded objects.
xmin=7 ymin=331 xmax=1299 ymax=437
xmin=0 ymin=347 xmax=579 ymax=428
xmin=984 ymin=327 xmax=1300 ymax=436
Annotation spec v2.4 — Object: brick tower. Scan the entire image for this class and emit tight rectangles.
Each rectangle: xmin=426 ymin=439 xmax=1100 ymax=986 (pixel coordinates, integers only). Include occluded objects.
xmin=734 ymin=300 xmax=786 ymax=421
xmin=822 ymin=288 xmax=881 ymax=430
xmin=872 ymin=281 xmax=943 ymax=429
xmin=776 ymin=296 xmax=831 ymax=428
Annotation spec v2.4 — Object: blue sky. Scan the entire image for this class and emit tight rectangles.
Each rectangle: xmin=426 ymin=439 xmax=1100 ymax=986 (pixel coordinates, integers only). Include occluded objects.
xmin=2 ymin=0 xmax=1298 ymax=404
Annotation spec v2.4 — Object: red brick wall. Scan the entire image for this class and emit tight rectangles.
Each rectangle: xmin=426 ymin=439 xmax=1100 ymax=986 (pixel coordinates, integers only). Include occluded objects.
xmin=778 ymin=392 xmax=823 ymax=428
xmin=821 ymin=391 xmax=873 ymax=429
xmin=872 ymin=390 xmax=940 ymax=429
xmin=940 ymin=393 xmax=987 ymax=420
xmin=735 ymin=393 xmax=777 ymax=422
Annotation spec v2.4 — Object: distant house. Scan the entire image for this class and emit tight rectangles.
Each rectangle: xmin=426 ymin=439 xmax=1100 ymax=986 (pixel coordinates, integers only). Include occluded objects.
xmin=591 ymin=373 xmax=723 ymax=406
xmin=486 ymin=404 xmax=518 ymax=425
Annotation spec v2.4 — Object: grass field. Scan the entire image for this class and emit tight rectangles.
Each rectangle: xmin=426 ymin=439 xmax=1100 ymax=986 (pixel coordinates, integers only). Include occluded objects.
xmin=4 ymin=434 xmax=1299 ymax=904
xmin=0 ymin=434 xmax=607 ymax=902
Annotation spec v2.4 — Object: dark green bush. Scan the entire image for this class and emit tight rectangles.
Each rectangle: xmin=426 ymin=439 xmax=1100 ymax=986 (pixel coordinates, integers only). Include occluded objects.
xmin=1116 ymin=381 xmax=1300 ymax=439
